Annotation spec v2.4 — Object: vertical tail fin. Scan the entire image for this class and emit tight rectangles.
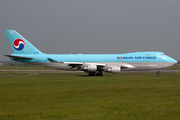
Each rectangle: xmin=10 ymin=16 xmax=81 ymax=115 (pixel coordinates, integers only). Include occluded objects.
xmin=5 ymin=30 xmax=42 ymax=54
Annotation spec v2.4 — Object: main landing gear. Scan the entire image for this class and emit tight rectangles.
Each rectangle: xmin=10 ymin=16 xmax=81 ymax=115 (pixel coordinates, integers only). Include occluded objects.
xmin=88 ymin=72 xmax=95 ymax=76
xmin=88 ymin=72 xmax=103 ymax=76
xmin=156 ymin=71 xmax=160 ymax=76
xmin=96 ymin=72 xmax=103 ymax=76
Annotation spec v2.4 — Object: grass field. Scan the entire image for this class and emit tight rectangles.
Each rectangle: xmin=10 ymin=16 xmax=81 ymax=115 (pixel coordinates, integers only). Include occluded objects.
xmin=0 ymin=69 xmax=180 ymax=120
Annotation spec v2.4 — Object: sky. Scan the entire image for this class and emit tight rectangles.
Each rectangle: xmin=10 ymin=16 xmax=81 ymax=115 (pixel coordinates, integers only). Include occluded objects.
xmin=0 ymin=0 xmax=180 ymax=61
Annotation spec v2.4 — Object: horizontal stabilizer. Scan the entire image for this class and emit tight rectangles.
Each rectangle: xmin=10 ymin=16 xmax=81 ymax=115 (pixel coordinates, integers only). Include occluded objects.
xmin=5 ymin=55 xmax=34 ymax=59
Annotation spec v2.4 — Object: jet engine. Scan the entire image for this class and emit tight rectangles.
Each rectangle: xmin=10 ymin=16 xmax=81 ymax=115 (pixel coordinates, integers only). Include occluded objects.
xmin=106 ymin=66 xmax=121 ymax=74
xmin=83 ymin=65 xmax=97 ymax=72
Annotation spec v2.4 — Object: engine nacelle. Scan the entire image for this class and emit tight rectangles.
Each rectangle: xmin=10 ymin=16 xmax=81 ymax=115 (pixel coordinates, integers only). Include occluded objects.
xmin=107 ymin=66 xmax=121 ymax=74
xmin=83 ymin=65 xmax=97 ymax=72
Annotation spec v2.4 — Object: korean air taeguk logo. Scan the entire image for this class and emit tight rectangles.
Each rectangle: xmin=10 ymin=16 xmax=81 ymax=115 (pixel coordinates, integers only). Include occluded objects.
xmin=13 ymin=39 xmax=25 ymax=51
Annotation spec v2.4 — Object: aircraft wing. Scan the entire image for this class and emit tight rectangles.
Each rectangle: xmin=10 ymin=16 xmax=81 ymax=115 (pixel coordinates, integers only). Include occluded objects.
xmin=65 ymin=62 xmax=106 ymax=70
xmin=63 ymin=62 xmax=84 ymax=69
xmin=63 ymin=62 xmax=134 ymax=70
xmin=47 ymin=58 xmax=135 ymax=71
xmin=47 ymin=58 xmax=105 ymax=70
xmin=47 ymin=58 xmax=83 ymax=69
xmin=120 ymin=64 xmax=135 ymax=69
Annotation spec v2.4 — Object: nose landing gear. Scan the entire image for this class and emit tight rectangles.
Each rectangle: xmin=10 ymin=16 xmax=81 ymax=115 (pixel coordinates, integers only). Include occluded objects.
xmin=156 ymin=71 xmax=160 ymax=76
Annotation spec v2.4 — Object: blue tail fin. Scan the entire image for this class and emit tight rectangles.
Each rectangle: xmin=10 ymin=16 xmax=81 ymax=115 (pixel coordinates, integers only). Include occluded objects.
xmin=5 ymin=30 xmax=42 ymax=54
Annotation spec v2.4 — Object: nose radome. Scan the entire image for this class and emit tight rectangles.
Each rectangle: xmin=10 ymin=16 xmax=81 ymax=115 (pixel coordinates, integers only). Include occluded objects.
xmin=168 ymin=56 xmax=177 ymax=64
xmin=172 ymin=58 xmax=177 ymax=64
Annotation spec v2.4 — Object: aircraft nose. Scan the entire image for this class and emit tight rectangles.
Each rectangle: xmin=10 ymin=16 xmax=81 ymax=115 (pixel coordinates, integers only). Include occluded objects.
xmin=171 ymin=58 xmax=177 ymax=64
xmin=167 ymin=56 xmax=177 ymax=64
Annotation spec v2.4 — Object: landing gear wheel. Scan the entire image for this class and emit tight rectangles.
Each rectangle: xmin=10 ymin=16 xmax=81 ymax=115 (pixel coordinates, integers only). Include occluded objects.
xmin=156 ymin=71 xmax=160 ymax=76
xmin=96 ymin=71 xmax=103 ymax=76
xmin=88 ymin=72 xmax=95 ymax=76
xmin=96 ymin=73 xmax=103 ymax=76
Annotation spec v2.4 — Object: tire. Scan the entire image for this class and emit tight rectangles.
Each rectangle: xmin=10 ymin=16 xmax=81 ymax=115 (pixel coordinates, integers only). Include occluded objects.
xmin=156 ymin=73 xmax=160 ymax=76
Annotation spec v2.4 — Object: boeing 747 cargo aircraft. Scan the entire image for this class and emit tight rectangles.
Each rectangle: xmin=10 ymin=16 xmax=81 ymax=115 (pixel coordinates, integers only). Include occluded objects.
xmin=5 ymin=30 xmax=177 ymax=76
